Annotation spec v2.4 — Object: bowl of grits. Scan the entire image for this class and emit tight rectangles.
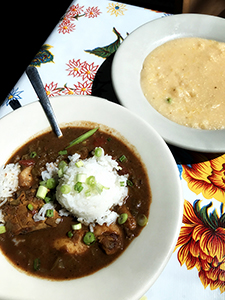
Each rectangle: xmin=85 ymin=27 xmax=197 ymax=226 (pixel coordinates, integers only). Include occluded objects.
xmin=112 ymin=14 xmax=225 ymax=152
xmin=0 ymin=95 xmax=182 ymax=300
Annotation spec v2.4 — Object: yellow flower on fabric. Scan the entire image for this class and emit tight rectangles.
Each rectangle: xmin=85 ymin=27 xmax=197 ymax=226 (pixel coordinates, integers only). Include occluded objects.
xmin=175 ymin=200 xmax=225 ymax=293
xmin=107 ymin=2 xmax=127 ymax=17
xmin=182 ymin=154 xmax=225 ymax=204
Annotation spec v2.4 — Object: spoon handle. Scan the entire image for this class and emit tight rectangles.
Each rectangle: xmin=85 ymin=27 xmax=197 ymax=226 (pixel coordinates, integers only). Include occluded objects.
xmin=26 ymin=66 xmax=63 ymax=138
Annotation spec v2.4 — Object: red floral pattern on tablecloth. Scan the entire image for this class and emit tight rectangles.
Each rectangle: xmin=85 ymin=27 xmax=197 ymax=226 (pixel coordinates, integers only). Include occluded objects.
xmin=66 ymin=4 xmax=85 ymax=17
xmin=58 ymin=19 xmax=76 ymax=34
xmin=58 ymin=3 xmax=101 ymax=34
xmin=44 ymin=59 xmax=99 ymax=96
xmin=45 ymin=82 xmax=61 ymax=97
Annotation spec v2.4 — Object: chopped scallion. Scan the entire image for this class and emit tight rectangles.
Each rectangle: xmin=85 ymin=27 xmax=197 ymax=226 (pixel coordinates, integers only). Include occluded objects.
xmin=60 ymin=184 xmax=71 ymax=194
xmin=95 ymin=182 xmax=109 ymax=194
xmin=85 ymin=189 xmax=91 ymax=198
xmin=127 ymin=180 xmax=133 ymax=187
xmin=120 ymin=181 xmax=125 ymax=187
xmin=46 ymin=209 xmax=54 ymax=218
xmin=44 ymin=196 xmax=51 ymax=203
xmin=58 ymin=161 xmax=67 ymax=178
xmin=94 ymin=147 xmax=102 ymax=157
xmin=74 ymin=182 xmax=83 ymax=193
xmin=86 ymin=176 xmax=96 ymax=187
xmin=166 ymin=97 xmax=172 ymax=103
xmin=33 ymin=258 xmax=40 ymax=271
xmin=0 ymin=226 xmax=6 ymax=234
xmin=118 ymin=213 xmax=128 ymax=225
xmin=137 ymin=214 xmax=148 ymax=227
xmin=76 ymin=173 xmax=87 ymax=183
xmin=65 ymin=127 xmax=99 ymax=149
xmin=58 ymin=160 xmax=67 ymax=170
xmin=36 ymin=185 xmax=49 ymax=199
xmin=67 ymin=231 xmax=73 ymax=238
xmin=75 ymin=160 xmax=84 ymax=168
xmin=72 ymin=223 xmax=82 ymax=230
xmin=58 ymin=169 xmax=63 ymax=178
xmin=39 ymin=180 xmax=46 ymax=186
xmin=27 ymin=203 xmax=34 ymax=211
xmin=30 ymin=151 xmax=37 ymax=158
xmin=119 ymin=155 xmax=127 ymax=162
xmin=58 ymin=150 xmax=67 ymax=155
xmin=46 ymin=178 xmax=57 ymax=189
xmin=83 ymin=232 xmax=96 ymax=245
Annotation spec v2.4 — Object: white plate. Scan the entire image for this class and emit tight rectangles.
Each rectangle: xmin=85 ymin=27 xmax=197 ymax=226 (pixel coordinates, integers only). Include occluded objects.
xmin=0 ymin=95 xmax=183 ymax=300
xmin=112 ymin=14 xmax=225 ymax=152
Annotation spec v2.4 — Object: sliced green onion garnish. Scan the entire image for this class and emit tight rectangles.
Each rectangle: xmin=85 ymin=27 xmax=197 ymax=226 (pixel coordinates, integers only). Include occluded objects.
xmin=86 ymin=176 xmax=96 ymax=187
xmin=75 ymin=160 xmax=84 ymax=168
xmin=72 ymin=223 xmax=82 ymax=230
xmin=118 ymin=213 xmax=128 ymax=225
xmin=30 ymin=151 xmax=37 ymax=158
xmin=58 ymin=160 xmax=67 ymax=178
xmin=33 ymin=258 xmax=40 ymax=271
xmin=39 ymin=180 xmax=46 ymax=186
xmin=166 ymin=97 xmax=172 ymax=103
xmin=27 ymin=203 xmax=34 ymax=211
xmin=65 ymin=127 xmax=99 ymax=149
xmin=36 ymin=185 xmax=49 ymax=199
xmin=46 ymin=209 xmax=54 ymax=218
xmin=67 ymin=231 xmax=73 ymax=238
xmin=74 ymin=182 xmax=83 ymax=193
xmin=119 ymin=155 xmax=127 ymax=163
xmin=46 ymin=178 xmax=57 ymax=189
xmin=58 ymin=169 xmax=63 ymax=178
xmin=127 ymin=180 xmax=133 ymax=187
xmin=137 ymin=214 xmax=148 ymax=227
xmin=76 ymin=173 xmax=87 ymax=183
xmin=44 ymin=196 xmax=51 ymax=203
xmin=94 ymin=147 xmax=102 ymax=157
xmin=83 ymin=232 xmax=96 ymax=245
xmin=85 ymin=189 xmax=91 ymax=197
xmin=120 ymin=181 xmax=125 ymax=187
xmin=0 ymin=226 xmax=6 ymax=234
xmin=58 ymin=150 xmax=67 ymax=155
xmin=95 ymin=182 xmax=109 ymax=194
xmin=58 ymin=160 xmax=67 ymax=170
xmin=60 ymin=184 xmax=71 ymax=194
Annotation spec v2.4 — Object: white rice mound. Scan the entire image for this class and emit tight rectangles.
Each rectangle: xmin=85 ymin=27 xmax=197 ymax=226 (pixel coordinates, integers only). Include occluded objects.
xmin=56 ymin=148 xmax=128 ymax=226
xmin=0 ymin=163 xmax=21 ymax=205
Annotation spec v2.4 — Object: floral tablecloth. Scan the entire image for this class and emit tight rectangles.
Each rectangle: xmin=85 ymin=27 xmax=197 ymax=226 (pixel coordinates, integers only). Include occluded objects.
xmin=1 ymin=1 xmax=225 ymax=299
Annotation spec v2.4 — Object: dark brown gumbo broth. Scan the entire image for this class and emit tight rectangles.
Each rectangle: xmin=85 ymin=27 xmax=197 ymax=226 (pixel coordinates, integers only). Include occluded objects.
xmin=0 ymin=126 xmax=151 ymax=280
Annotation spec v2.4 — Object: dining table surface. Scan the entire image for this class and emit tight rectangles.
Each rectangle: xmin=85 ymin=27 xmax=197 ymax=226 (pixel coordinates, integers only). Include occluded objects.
xmin=1 ymin=0 xmax=225 ymax=299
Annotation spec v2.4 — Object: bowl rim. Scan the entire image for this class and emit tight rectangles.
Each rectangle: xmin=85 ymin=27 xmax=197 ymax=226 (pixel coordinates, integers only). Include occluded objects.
xmin=112 ymin=13 xmax=225 ymax=152
xmin=0 ymin=95 xmax=183 ymax=300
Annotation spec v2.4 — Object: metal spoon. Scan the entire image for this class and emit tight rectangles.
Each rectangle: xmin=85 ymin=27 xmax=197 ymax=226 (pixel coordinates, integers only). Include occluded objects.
xmin=26 ymin=66 xmax=63 ymax=138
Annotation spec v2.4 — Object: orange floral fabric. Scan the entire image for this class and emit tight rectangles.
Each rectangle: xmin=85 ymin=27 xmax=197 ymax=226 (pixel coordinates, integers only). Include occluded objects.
xmin=175 ymin=200 xmax=225 ymax=293
xmin=182 ymin=154 xmax=225 ymax=203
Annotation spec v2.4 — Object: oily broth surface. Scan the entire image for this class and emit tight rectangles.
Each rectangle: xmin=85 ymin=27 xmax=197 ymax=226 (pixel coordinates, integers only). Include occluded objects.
xmin=140 ymin=37 xmax=225 ymax=129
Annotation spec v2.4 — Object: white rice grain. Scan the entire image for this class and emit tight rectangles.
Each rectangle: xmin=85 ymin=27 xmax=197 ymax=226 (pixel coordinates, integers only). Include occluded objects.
xmin=56 ymin=148 xmax=128 ymax=226
xmin=0 ymin=163 xmax=21 ymax=204
xmin=41 ymin=162 xmax=59 ymax=181
xmin=33 ymin=202 xmax=56 ymax=222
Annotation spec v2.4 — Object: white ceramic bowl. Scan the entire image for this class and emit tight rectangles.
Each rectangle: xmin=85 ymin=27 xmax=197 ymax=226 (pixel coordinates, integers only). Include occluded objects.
xmin=112 ymin=14 xmax=225 ymax=152
xmin=0 ymin=95 xmax=183 ymax=300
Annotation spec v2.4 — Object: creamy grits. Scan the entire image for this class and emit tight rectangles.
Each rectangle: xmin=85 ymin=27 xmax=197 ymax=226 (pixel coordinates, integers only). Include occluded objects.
xmin=140 ymin=37 xmax=225 ymax=129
